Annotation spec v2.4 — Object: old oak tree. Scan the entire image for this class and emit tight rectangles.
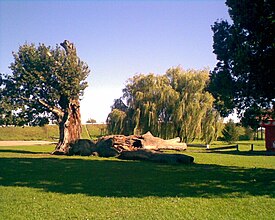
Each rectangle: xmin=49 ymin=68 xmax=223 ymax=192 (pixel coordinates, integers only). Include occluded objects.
xmin=1 ymin=40 xmax=90 ymax=154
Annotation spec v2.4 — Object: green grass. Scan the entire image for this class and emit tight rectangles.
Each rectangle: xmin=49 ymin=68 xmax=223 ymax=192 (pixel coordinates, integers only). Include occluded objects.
xmin=82 ymin=124 xmax=108 ymax=139
xmin=0 ymin=142 xmax=274 ymax=219
xmin=0 ymin=125 xmax=59 ymax=141
xmin=0 ymin=124 xmax=107 ymax=141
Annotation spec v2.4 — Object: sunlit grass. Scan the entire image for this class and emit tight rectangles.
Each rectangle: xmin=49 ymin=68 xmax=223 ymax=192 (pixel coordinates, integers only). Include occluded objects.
xmin=1 ymin=187 xmax=273 ymax=220
xmin=0 ymin=143 xmax=274 ymax=219
xmin=0 ymin=124 xmax=106 ymax=141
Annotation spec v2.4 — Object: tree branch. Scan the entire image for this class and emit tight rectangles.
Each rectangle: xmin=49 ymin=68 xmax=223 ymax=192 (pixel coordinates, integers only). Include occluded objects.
xmin=38 ymin=99 xmax=63 ymax=117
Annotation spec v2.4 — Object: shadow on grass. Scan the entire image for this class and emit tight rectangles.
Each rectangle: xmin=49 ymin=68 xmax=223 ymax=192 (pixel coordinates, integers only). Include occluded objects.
xmin=0 ymin=156 xmax=274 ymax=198
xmin=0 ymin=149 xmax=48 ymax=154
xmin=207 ymin=150 xmax=275 ymax=156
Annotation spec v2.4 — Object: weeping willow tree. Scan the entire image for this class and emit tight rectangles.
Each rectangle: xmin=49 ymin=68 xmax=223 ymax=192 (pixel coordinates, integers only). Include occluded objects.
xmin=166 ymin=67 xmax=218 ymax=143
xmin=108 ymin=66 xmax=222 ymax=143
xmin=122 ymin=74 xmax=161 ymax=135
xmin=106 ymin=109 xmax=126 ymax=135
xmin=157 ymin=80 xmax=179 ymax=139
xmin=201 ymin=109 xmax=223 ymax=145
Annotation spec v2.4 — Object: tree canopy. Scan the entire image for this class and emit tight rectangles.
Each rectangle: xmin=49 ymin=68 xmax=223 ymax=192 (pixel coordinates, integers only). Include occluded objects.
xmin=209 ymin=0 xmax=275 ymax=121
xmin=1 ymin=40 xmax=90 ymax=154
xmin=1 ymin=41 xmax=89 ymax=126
xmin=107 ymin=67 xmax=222 ymax=144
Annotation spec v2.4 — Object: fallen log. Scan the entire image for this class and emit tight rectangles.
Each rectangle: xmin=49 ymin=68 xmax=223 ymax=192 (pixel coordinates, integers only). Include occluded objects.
xmin=118 ymin=149 xmax=194 ymax=164
xmin=139 ymin=132 xmax=187 ymax=151
xmin=68 ymin=139 xmax=97 ymax=156
xmin=67 ymin=132 xmax=192 ymax=164
xmin=93 ymin=131 xmax=188 ymax=156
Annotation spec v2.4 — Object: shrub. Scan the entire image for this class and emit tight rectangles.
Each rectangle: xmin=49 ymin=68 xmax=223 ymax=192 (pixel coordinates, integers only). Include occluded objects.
xmin=222 ymin=119 xmax=240 ymax=143
xmin=239 ymin=127 xmax=254 ymax=140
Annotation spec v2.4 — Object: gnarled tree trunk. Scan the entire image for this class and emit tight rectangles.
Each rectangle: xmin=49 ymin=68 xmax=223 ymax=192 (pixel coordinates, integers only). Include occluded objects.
xmin=53 ymin=99 xmax=82 ymax=155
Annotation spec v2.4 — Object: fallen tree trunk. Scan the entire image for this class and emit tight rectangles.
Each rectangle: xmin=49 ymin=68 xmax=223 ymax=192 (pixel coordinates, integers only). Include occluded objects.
xmin=67 ymin=132 xmax=193 ymax=164
xmin=140 ymin=132 xmax=187 ymax=151
xmin=118 ymin=149 xmax=194 ymax=164
xmin=94 ymin=131 xmax=187 ymax=154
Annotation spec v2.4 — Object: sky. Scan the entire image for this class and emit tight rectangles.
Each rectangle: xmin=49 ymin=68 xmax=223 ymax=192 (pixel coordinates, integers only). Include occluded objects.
xmin=0 ymin=0 xmax=231 ymax=123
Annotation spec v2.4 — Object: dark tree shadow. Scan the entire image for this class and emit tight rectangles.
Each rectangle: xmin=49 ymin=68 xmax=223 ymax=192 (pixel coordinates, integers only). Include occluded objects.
xmin=0 ymin=149 xmax=49 ymax=154
xmin=207 ymin=150 xmax=275 ymax=156
xmin=0 ymin=157 xmax=274 ymax=198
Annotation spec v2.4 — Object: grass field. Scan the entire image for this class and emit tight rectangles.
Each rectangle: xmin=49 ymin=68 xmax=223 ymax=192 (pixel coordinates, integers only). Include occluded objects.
xmin=0 ymin=124 xmax=107 ymax=141
xmin=0 ymin=141 xmax=274 ymax=219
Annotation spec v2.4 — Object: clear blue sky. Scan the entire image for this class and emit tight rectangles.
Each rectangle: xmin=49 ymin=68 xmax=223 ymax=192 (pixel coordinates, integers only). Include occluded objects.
xmin=0 ymin=0 xmax=230 ymax=123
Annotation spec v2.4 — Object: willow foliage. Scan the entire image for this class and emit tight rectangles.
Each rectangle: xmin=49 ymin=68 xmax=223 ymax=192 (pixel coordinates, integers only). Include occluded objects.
xmin=107 ymin=109 xmax=126 ymax=135
xmin=166 ymin=67 xmax=216 ymax=143
xmin=108 ymin=67 xmax=222 ymax=144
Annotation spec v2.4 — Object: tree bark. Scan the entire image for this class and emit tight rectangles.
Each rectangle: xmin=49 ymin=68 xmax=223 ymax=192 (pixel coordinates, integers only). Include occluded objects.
xmin=52 ymin=99 xmax=82 ymax=155
xmin=94 ymin=131 xmax=187 ymax=156
xmin=66 ymin=132 xmax=192 ymax=164
xmin=118 ymin=149 xmax=194 ymax=164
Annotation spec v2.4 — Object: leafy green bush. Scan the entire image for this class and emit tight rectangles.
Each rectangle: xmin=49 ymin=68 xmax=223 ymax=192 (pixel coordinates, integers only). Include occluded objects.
xmin=239 ymin=127 xmax=254 ymax=140
xmin=222 ymin=119 xmax=240 ymax=143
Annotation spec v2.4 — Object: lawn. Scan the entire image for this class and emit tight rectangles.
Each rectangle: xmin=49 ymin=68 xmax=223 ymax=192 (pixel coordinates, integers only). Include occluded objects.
xmin=0 ymin=142 xmax=274 ymax=219
xmin=0 ymin=124 xmax=107 ymax=141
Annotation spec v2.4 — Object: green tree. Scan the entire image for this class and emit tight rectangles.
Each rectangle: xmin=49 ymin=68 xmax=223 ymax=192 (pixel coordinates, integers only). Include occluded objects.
xmin=0 ymin=75 xmax=4 ymax=125
xmin=121 ymin=73 xmax=178 ymax=137
xmin=1 ymin=40 xmax=90 ymax=154
xmin=0 ymin=73 xmax=19 ymax=126
xmin=86 ymin=118 xmax=97 ymax=124
xmin=107 ymin=109 xmax=127 ymax=135
xmin=222 ymin=119 xmax=239 ymax=143
xmin=240 ymin=104 xmax=264 ymax=133
xmin=108 ymin=67 xmax=221 ymax=144
xmin=239 ymin=126 xmax=254 ymax=141
xmin=111 ymin=98 xmax=128 ymax=112
xmin=209 ymin=0 xmax=275 ymax=119
xmin=201 ymin=109 xmax=223 ymax=145
xmin=166 ymin=67 xmax=216 ymax=143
